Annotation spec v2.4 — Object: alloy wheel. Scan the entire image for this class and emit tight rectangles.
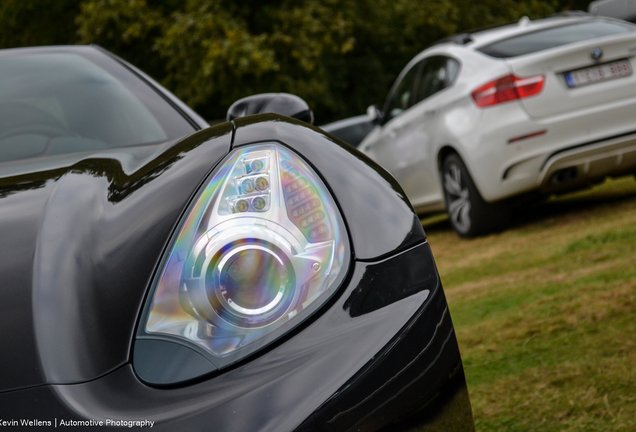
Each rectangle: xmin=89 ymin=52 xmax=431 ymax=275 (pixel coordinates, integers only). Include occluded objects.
xmin=444 ymin=162 xmax=471 ymax=233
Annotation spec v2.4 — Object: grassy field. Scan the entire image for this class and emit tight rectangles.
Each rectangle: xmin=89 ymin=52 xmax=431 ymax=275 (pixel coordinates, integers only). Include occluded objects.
xmin=422 ymin=176 xmax=636 ymax=432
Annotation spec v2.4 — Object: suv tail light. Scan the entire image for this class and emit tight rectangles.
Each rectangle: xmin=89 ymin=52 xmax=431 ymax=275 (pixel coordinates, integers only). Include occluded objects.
xmin=471 ymin=74 xmax=545 ymax=108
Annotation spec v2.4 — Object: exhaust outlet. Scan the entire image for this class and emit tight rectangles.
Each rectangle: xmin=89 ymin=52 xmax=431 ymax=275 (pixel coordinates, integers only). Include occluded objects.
xmin=550 ymin=167 xmax=578 ymax=185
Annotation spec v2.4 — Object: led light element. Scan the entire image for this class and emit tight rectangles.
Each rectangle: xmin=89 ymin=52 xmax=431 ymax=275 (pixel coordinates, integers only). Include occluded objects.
xmin=139 ymin=144 xmax=349 ymax=369
xmin=249 ymin=158 xmax=264 ymax=173
xmin=241 ymin=178 xmax=255 ymax=193
xmin=255 ymin=176 xmax=268 ymax=191
xmin=252 ymin=196 xmax=267 ymax=211
xmin=235 ymin=199 xmax=249 ymax=213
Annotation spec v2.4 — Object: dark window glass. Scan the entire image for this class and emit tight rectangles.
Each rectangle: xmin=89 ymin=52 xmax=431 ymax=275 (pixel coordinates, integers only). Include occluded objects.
xmin=413 ymin=56 xmax=460 ymax=104
xmin=478 ymin=21 xmax=633 ymax=58
xmin=0 ymin=50 xmax=196 ymax=163
xmin=384 ymin=61 xmax=422 ymax=122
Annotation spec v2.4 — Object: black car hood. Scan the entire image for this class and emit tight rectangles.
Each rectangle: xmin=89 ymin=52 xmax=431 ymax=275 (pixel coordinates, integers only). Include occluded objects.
xmin=0 ymin=115 xmax=427 ymax=394
xmin=0 ymin=124 xmax=233 ymax=392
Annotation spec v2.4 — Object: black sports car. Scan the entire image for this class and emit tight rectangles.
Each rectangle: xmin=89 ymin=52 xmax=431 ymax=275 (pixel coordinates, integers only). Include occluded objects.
xmin=0 ymin=45 xmax=474 ymax=431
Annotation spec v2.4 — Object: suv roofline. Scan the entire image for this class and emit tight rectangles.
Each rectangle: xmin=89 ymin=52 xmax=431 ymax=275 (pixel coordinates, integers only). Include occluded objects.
xmin=427 ymin=13 xmax=630 ymax=51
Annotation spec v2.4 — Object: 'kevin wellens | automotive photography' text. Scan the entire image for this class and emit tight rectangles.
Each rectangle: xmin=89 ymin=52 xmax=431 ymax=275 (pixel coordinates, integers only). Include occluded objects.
xmin=0 ymin=419 xmax=156 ymax=428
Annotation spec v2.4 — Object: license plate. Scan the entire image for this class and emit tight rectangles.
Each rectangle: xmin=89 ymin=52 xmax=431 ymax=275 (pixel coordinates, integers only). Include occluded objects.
xmin=565 ymin=59 xmax=632 ymax=88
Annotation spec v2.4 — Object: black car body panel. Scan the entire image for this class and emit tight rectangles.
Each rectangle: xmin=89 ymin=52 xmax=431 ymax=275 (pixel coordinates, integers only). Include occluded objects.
xmin=0 ymin=241 xmax=471 ymax=431
xmin=0 ymin=126 xmax=232 ymax=392
xmin=0 ymin=45 xmax=473 ymax=431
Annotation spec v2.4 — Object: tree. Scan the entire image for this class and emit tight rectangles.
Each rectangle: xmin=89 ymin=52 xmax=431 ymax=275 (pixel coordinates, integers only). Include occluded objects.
xmin=76 ymin=0 xmax=172 ymax=84
xmin=0 ymin=0 xmax=82 ymax=49
xmin=19 ymin=0 xmax=591 ymax=122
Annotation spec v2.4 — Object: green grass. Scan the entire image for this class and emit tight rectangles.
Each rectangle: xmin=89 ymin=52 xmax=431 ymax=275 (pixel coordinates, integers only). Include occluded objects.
xmin=423 ymin=176 xmax=636 ymax=432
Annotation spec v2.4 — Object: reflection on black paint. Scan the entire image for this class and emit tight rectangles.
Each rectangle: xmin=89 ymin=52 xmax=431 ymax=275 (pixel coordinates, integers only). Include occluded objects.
xmin=0 ymin=177 xmax=50 ymax=199
xmin=298 ymin=275 xmax=474 ymax=432
xmin=0 ymin=122 xmax=232 ymax=390
xmin=0 ymin=125 xmax=231 ymax=202
xmin=344 ymin=242 xmax=438 ymax=317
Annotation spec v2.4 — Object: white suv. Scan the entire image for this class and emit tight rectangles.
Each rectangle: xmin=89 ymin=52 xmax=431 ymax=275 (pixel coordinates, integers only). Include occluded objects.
xmin=359 ymin=15 xmax=636 ymax=236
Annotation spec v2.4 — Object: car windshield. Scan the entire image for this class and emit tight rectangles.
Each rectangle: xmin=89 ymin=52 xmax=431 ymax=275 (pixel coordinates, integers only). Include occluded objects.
xmin=0 ymin=50 xmax=196 ymax=164
xmin=478 ymin=21 xmax=633 ymax=58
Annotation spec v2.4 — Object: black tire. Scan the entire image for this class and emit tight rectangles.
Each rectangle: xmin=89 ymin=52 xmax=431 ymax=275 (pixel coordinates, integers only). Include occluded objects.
xmin=441 ymin=153 xmax=510 ymax=237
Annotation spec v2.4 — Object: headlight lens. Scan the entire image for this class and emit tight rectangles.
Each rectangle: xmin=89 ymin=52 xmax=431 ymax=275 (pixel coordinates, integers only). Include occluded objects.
xmin=139 ymin=143 xmax=349 ymax=369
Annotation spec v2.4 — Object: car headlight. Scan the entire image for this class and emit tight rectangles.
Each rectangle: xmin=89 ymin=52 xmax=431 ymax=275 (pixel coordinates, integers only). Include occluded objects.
xmin=135 ymin=143 xmax=349 ymax=383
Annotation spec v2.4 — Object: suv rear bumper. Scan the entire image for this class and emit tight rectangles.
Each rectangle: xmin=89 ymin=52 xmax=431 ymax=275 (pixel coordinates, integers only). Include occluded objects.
xmin=539 ymin=130 xmax=636 ymax=192
xmin=462 ymin=96 xmax=636 ymax=202
xmin=498 ymin=130 xmax=636 ymax=198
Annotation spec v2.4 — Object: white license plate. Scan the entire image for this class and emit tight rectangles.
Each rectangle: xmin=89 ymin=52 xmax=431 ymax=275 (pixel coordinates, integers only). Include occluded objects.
xmin=565 ymin=59 xmax=632 ymax=88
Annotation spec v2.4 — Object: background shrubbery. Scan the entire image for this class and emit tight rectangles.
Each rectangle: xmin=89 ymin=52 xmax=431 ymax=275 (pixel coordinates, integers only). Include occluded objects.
xmin=0 ymin=0 xmax=592 ymax=122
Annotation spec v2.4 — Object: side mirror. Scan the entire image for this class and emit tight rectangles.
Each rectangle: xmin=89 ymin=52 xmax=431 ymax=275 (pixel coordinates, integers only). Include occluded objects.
xmin=367 ymin=104 xmax=383 ymax=125
xmin=227 ymin=93 xmax=314 ymax=125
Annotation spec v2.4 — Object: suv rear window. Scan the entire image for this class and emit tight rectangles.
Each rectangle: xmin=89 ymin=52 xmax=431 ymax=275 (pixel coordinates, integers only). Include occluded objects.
xmin=478 ymin=21 xmax=633 ymax=58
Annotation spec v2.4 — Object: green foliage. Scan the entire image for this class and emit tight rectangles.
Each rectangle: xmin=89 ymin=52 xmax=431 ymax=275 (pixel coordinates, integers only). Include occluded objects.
xmin=151 ymin=0 xmax=358 ymax=120
xmin=155 ymin=0 xmax=279 ymax=118
xmin=0 ymin=0 xmax=82 ymax=48
xmin=76 ymin=0 xmax=170 ymax=85
xmin=2 ymin=0 xmax=591 ymax=122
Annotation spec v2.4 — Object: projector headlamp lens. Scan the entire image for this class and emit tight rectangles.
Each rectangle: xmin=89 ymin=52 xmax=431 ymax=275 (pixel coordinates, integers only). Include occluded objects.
xmin=139 ymin=143 xmax=348 ymax=369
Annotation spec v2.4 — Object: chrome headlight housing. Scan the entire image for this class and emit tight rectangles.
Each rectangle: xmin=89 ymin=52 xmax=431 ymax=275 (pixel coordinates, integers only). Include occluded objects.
xmin=135 ymin=143 xmax=349 ymax=381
